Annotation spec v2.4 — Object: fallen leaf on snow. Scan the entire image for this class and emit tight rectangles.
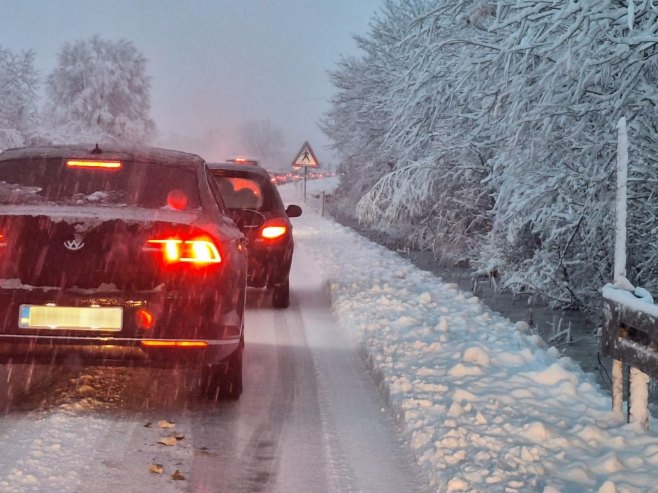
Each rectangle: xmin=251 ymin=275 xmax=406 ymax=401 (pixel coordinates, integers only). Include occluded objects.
xmin=158 ymin=419 xmax=176 ymax=429
xmin=149 ymin=464 xmax=164 ymax=474
xmin=157 ymin=436 xmax=178 ymax=446
xmin=171 ymin=469 xmax=186 ymax=481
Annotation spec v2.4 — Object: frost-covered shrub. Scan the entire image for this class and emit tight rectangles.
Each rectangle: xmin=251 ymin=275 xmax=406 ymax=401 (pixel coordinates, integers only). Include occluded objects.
xmin=356 ymin=152 xmax=493 ymax=259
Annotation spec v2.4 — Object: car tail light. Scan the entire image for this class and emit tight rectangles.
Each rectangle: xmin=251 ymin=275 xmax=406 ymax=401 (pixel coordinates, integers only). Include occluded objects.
xmin=143 ymin=237 xmax=222 ymax=264
xmin=135 ymin=309 xmax=155 ymax=330
xmin=0 ymin=233 xmax=6 ymax=248
xmin=261 ymin=220 xmax=288 ymax=240
xmin=66 ymin=159 xmax=122 ymax=169
xmin=140 ymin=340 xmax=208 ymax=348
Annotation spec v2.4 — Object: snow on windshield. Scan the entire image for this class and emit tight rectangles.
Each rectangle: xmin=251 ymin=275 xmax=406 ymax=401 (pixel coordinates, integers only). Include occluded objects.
xmin=0 ymin=181 xmax=128 ymax=207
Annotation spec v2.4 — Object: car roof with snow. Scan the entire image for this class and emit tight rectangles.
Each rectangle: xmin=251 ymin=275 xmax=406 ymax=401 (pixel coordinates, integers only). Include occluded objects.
xmin=0 ymin=144 xmax=206 ymax=168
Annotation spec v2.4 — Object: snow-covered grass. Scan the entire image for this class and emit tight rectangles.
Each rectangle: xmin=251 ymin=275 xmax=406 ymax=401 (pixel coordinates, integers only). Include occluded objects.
xmin=284 ymin=179 xmax=658 ymax=493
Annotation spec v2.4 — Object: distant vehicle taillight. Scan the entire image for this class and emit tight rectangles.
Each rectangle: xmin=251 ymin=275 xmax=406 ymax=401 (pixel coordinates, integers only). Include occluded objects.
xmin=261 ymin=220 xmax=288 ymax=240
xmin=143 ymin=237 xmax=222 ymax=264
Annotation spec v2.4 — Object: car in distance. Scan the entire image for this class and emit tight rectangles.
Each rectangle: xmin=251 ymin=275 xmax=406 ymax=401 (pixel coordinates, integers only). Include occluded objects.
xmin=0 ymin=145 xmax=248 ymax=400
xmin=207 ymin=161 xmax=301 ymax=308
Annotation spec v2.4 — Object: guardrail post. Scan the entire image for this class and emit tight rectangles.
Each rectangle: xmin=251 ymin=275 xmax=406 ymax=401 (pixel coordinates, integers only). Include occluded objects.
xmin=612 ymin=359 xmax=624 ymax=417
xmin=630 ymin=367 xmax=650 ymax=428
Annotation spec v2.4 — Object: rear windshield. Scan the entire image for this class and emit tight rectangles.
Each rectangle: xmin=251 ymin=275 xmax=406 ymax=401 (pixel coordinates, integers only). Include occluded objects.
xmin=0 ymin=158 xmax=201 ymax=210
xmin=213 ymin=175 xmax=266 ymax=209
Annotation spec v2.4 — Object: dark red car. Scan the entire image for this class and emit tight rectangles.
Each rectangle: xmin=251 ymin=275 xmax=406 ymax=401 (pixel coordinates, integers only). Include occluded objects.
xmin=207 ymin=162 xmax=301 ymax=308
xmin=0 ymin=145 xmax=248 ymax=400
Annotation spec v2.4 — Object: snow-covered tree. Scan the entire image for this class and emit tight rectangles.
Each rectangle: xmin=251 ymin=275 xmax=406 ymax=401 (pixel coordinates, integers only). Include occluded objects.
xmin=323 ymin=0 xmax=439 ymax=241
xmin=325 ymin=0 xmax=500 ymax=255
xmin=0 ymin=45 xmax=38 ymax=149
xmin=45 ymin=36 xmax=155 ymax=144
xmin=325 ymin=0 xmax=658 ymax=316
xmin=473 ymin=0 xmax=658 ymax=311
xmin=355 ymin=1 xmax=501 ymax=257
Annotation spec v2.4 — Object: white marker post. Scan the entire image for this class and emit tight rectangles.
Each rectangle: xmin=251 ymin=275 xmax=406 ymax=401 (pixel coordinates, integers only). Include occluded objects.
xmin=612 ymin=117 xmax=628 ymax=417
xmin=614 ymin=117 xmax=650 ymax=428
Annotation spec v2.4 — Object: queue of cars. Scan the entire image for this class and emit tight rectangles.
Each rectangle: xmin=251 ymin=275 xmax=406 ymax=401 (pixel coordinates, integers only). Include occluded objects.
xmin=0 ymin=144 xmax=302 ymax=401
xmin=269 ymin=170 xmax=334 ymax=185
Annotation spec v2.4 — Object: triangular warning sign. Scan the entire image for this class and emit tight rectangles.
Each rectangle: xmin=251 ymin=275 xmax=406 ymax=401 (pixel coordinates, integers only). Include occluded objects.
xmin=291 ymin=141 xmax=320 ymax=168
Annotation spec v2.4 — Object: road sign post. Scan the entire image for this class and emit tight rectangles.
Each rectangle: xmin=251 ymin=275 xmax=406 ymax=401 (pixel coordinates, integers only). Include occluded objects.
xmin=303 ymin=166 xmax=307 ymax=203
xmin=291 ymin=141 xmax=320 ymax=203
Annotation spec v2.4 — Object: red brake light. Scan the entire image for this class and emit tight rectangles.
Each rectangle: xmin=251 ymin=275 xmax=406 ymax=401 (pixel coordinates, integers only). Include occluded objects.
xmin=144 ymin=237 xmax=221 ymax=264
xmin=135 ymin=309 xmax=154 ymax=330
xmin=66 ymin=160 xmax=122 ymax=169
xmin=261 ymin=220 xmax=288 ymax=240
xmin=0 ymin=233 xmax=6 ymax=247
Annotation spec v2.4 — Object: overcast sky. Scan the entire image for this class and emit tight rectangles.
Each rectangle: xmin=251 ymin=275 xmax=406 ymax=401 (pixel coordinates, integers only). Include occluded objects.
xmin=1 ymin=0 xmax=383 ymax=168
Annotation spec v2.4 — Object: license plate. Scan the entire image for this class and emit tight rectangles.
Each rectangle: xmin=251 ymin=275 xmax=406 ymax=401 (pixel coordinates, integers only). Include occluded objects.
xmin=19 ymin=305 xmax=123 ymax=331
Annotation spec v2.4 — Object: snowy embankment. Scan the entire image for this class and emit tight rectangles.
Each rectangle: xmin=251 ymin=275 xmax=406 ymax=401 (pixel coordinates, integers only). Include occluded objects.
xmin=284 ymin=179 xmax=658 ymax=493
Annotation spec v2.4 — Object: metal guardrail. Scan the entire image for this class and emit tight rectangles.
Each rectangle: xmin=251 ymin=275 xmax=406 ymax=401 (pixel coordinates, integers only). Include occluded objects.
xmin=602 ymin=287 xmax=658 ymax=376
xmin=602 ymin=285 xmax=656 ymax=427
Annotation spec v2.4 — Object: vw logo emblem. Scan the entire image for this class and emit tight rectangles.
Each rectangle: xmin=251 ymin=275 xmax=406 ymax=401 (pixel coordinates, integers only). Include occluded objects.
xmin=64 ymin=237 xmax=85 ymax=251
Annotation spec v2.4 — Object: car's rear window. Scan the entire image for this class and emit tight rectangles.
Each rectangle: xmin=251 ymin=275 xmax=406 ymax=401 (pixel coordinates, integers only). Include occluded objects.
xmin=213 ymin=175 xmax=265 ymax=209
xmin=0 ymin=158 xmax=201 ymax=209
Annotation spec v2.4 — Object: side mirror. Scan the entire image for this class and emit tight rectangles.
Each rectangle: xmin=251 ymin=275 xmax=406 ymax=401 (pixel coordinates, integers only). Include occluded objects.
xmin=286 ymin=204 xmax=302 ymax=218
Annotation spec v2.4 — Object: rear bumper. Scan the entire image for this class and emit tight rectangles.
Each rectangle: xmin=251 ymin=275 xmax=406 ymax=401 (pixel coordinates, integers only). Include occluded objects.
xmin=0 ymin=286 xmax=245 ymax=368
xmin=0 ymin=335 xmax=240 ymax=368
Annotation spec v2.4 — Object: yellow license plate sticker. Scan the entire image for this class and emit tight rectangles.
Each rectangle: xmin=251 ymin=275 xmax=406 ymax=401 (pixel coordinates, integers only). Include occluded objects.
xmin=19 ymin=305 xmax=123 ymax=331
